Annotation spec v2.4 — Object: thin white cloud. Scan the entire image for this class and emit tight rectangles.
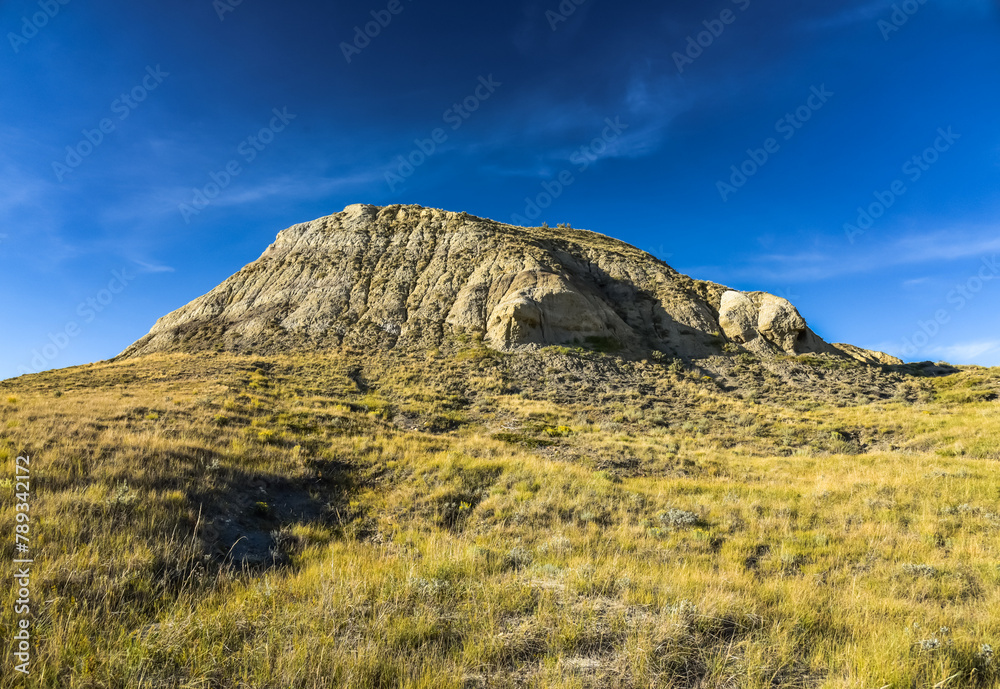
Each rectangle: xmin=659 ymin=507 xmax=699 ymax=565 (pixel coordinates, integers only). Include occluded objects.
xmin=868 ymin=338 xmax=1000 ymax=366
xmin=133 ymin=260 xmax=175 ymax=274
xmin=0 ymin=161 xmax=81 ymax=266
xmin=98 ymin=170 xmax=385 ymax=225
xmin=0 ymin=171 xmax=49 ymax=215
xmin=798 ymin=0 xmax=897 ymax=33
xmin=924 ymin=341 xmax=1000 ymax=365
xmin=469 ymin=70 xmax=693 ymax=181
xmin=891 ymin=231 xmax=1000 ymax=263
xmin=477 ymin=162 xmax=558 ymax=179
xmin=704 ymin=226 xmax=1000 ymax=284
xmin=206 ymin=171 xmax=383 ymax=208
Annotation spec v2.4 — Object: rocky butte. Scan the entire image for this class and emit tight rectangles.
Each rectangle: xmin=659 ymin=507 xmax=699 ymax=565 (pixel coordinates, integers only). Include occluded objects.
xmin=119 ymin=203 xmax=899 ymax=367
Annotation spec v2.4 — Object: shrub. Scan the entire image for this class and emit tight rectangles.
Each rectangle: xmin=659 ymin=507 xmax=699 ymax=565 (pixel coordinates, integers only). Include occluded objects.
xmin=503 ymin=546 xmax=533 ymax=571
xmin=658 ymin=508 xmax=700 ymax=529
xmin=542 ymin=425 xmax=572 ymax=437
xmin=902 ymin=563 xmax=938 ymax=578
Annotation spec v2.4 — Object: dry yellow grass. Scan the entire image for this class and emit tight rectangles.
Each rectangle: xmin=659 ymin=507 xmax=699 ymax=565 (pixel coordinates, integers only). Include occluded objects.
xmin=0 ymin=351 xmax=998 ymax=688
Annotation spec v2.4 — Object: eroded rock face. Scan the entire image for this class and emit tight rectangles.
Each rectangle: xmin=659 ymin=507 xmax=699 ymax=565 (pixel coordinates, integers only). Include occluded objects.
xmin=831 ymin=343 xmax=904 ymax=366
xmin=754 ymin=294 xmax=807 ymax=353
xmin=484 ymin=271 xmax=631 ymax=348
xmin=718 ymin=291 xmax=758 ymax=344
xmin=717 ymin=290 xmax=831 ymax=356
xmin=117 ymin=203 xmax=893 ymax=364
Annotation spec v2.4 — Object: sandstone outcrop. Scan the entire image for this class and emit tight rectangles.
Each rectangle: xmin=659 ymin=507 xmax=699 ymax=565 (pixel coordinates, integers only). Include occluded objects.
xmin=119 ymin=204 xmax=895 ymax=365
xmin=831 ymin=343 xmax=904 ymax=366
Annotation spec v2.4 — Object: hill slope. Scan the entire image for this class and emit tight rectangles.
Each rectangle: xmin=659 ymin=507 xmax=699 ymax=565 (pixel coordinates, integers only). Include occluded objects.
xmin=1 ymin=351 xmax=998 ymax=688
xmin=119 ymin=204 xmax=897 ymax=365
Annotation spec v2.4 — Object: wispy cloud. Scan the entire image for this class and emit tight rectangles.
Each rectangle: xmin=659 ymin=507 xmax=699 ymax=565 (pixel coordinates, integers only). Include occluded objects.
xmin=0 ymin=169 xmax=50 ymax=216
xmin=0 ymin=159 xmax=82 ymax=266
xmin=892 ymin=231 xmax=1000 ymax=263
xmin=798 ymin=0 xmax=896 ymax=33
xmin=868 ymin=339 xmax=1000 ymax=365
xmin=923 ymin=341 xmax=1000 ymax=365
xmin=97 ymin=169 xmax=385 ymax=225
xmin=133 ymin=260 xmax=175 ymax=274
xmin=204 ymin=171 xmax=384 ymax=209
xmin=699 ymin=226 xmax=1000 ymax=284
xmin=468 ymin=69 xmax=693 ymax=180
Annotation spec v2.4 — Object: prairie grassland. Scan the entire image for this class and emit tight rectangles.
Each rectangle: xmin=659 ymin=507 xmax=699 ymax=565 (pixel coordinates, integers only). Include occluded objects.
xmin=0 ymin=351 xmax=998 ymax=688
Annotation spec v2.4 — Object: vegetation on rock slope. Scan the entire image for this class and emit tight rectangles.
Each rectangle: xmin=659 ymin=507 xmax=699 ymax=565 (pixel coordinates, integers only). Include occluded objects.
xmin=1 ymin=349 xmax=998 ymax=688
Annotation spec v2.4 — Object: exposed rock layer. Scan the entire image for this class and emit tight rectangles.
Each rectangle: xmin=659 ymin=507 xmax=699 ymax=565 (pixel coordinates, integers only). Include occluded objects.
xmin=119 ymin=204 xmax=899 ymax=365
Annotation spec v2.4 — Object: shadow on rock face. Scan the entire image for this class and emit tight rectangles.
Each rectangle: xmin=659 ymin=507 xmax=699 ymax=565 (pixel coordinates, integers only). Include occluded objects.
xmin=480 ymin=261 xmax=721 ymax=358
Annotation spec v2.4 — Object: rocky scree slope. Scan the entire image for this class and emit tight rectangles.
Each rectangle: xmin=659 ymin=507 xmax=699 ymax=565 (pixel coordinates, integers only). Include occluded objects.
xmin=119 ymin=204 xmax=897 ymax=365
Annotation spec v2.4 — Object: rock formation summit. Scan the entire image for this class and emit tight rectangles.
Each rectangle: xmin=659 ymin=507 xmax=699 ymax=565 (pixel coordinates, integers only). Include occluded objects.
xmin=120 ymin=204 xmax=896 ymax=365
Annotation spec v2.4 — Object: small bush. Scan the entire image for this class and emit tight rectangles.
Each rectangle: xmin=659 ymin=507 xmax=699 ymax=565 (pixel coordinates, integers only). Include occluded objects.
xmin=658 ymin=508 xmax=700 ymax=529
xmin=542 ymin=425 xmax=572 ymax=437
xmin=503 ymin=546 xmax=533 ymax=571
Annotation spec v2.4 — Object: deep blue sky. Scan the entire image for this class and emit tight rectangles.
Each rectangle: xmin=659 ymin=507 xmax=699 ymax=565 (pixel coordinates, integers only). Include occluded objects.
xmin=2 ymin=0 xmax=999 ymax=379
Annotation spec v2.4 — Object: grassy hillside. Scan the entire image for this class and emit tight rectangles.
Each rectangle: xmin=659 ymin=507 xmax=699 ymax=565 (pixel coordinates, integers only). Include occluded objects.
xmin=1 ymin=350 xmax=998 ymax=688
